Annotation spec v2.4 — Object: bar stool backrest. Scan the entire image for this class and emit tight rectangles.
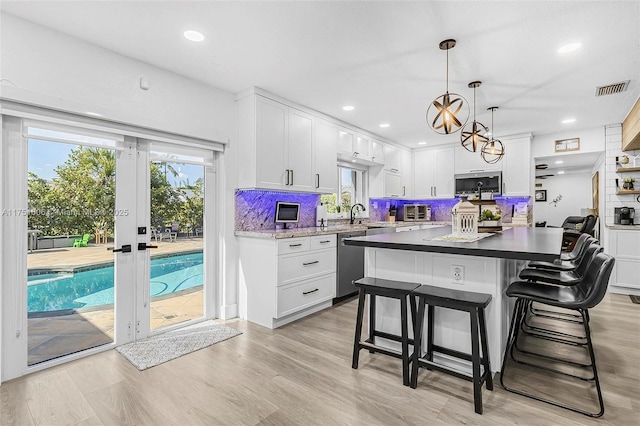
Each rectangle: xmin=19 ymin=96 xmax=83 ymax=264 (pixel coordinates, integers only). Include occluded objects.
xmin=569 ymin=234 xmax=593 ymax=260
xmin=575 ymin=244 xmax=603 ymax=277
xmin=576 ymin=253 xmax=615 ymax=309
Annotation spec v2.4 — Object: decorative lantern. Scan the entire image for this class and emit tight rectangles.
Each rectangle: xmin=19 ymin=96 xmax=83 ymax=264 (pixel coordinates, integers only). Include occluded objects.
xmin=451 ymin=195 xmax=479 ymax=236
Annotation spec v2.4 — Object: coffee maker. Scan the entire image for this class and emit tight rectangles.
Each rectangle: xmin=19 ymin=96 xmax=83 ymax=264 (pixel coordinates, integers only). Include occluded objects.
xmin=614 ymin=207 xmax=635 ymax=225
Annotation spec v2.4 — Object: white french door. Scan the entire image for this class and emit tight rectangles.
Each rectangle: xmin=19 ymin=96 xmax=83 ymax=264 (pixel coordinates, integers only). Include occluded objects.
xmin=1 ymin=117 xmax=217 ymax=381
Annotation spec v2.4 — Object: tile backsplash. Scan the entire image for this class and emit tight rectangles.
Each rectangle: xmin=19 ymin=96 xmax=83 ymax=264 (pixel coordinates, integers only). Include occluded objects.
xmin=369 ymin=197 xmax=532 ymax=223
xmin=235 ymin=190 xmax=320 ymax=231
xmin=235 ymin=190 xmax=532 ymax=231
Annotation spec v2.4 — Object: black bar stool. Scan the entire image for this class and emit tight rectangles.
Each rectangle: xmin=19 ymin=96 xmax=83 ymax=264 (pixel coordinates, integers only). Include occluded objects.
xmin=352 ymin=277 xmax=420 ymax=386
xmin=410 ymin=285 xmax=493 ymax=414
xmin=500 ymin=252 xmax=615 ymax=418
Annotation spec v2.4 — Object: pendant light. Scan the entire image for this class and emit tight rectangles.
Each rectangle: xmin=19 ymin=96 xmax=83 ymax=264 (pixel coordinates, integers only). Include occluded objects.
xmin=426 ymin=39 xmax=469 ymax=134
xmin=481 ymin=107 xmax=505 ymax=164
xmin=460 ymin=81 xmax=489 ymax=152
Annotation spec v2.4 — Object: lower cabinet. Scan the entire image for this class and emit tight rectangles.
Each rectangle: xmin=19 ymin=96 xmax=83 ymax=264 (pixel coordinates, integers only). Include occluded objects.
xmin=607 ymin=229 xmax=640 ymax=294
xmin=238 ymin=234 xmax=337 ymax=328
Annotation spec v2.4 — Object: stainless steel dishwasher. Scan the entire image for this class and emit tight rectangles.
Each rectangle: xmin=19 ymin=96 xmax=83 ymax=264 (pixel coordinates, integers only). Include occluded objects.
xmin=336 ymin=230 xmax=366 ymax=299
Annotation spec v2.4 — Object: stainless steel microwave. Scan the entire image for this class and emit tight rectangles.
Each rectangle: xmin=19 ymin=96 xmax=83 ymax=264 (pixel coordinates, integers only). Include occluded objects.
xmin=454 ymin=172 xmax=502 ymax=197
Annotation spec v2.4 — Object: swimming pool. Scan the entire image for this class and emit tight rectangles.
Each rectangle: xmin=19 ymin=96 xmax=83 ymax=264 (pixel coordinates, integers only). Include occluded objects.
xmin=27 ymin=252 xmax=203 ymax=312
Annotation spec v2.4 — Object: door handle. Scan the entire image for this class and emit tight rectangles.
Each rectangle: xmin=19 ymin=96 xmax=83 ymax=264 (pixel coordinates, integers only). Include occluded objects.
xmin=316 ymin=173 xmax=320 ymax=188
xmin=109 ymin=244 xmax=132 ymax=253
xmin=290 ymin=169 xmax=293 ymax=185
xmin=285 ymin=169 xmax=290 ymax=185
xmin=138 ymin=242 xmax=158 ymax=251
xmin=302 ymin=260 xmax=319 ymax=266
xmin=402 ymin=186 xmax=406 ymax=196
xmin=303 ymin=288 xmax=319 ymax=295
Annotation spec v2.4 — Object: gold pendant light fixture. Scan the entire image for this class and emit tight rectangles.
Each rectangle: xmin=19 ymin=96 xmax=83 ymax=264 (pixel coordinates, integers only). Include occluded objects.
xmin=460 ymin=81 xmax=489 ymax=152
xmin=481 ymin=107 xmax=505 ymax=164
xmin=426 ymin=39 xmax=469 ymax=134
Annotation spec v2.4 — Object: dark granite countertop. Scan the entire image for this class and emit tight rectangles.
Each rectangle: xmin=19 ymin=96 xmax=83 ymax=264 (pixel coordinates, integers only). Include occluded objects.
xmin=343 ymin=226 xmax=563 ymax=262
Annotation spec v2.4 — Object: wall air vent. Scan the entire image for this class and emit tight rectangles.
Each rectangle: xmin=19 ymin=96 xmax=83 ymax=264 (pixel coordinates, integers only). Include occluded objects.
xmin=595 ymin=80 xmax=630 ymax=97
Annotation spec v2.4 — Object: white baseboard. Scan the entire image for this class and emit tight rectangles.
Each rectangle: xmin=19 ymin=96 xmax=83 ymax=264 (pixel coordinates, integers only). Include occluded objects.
xmin=219 ymin=303 xmax=238 ymax=320
xmin=609 ymin=286 xmax=640 ymax=296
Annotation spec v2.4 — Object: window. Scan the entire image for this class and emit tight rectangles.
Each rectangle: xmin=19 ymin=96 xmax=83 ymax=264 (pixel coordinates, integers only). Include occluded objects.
xmin=321 ymin=166 xmax=367 ymax=216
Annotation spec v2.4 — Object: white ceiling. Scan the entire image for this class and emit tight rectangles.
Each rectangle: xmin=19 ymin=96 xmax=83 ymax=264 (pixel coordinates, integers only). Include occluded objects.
xmin=2 ymin=1 xmax=639 ymax=149
xmin=535 ymin=151 xmax=603 ymax=176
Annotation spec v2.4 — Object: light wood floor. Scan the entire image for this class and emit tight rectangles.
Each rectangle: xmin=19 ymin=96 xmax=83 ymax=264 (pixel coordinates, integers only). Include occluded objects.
xmin=1 ymin=293 xmax=638 ymax=425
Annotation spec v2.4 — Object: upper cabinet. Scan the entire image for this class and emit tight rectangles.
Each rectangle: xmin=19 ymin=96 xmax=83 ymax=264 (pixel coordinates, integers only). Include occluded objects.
xmin=371 ymin=139 xmax=385 ymax=165
xmin=314 ymin=119 xmax=339 ymax=193
xmin=413 ymin=147 xmax=455 ymax=199
xmin=454 ymin=145 xmax=501 ymax=174
xmin=622 ymin=96 xmax=640 ymax=151
xmin=501 ymin=135 xmax=532 ymax=197
xmin=238 ymin=93 xmax=334 ymax=193
xmin=380 ymin=146 xmax=412 ymax=197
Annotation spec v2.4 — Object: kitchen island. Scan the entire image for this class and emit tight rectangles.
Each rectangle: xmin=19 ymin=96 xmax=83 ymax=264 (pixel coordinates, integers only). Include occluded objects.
xmin=343 ymin=226 xmax=563 ymax=372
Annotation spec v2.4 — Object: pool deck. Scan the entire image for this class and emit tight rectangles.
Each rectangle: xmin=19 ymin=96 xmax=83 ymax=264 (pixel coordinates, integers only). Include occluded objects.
xmin=27 ymin=237 xmax=204 ymax=269
xmin=26 ymin=236 xmax=205 ymax=365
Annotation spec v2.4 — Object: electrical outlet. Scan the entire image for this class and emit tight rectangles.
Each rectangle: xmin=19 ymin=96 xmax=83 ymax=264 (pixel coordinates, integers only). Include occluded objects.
xmin=451 ymin=265 xmax=465 ymax=283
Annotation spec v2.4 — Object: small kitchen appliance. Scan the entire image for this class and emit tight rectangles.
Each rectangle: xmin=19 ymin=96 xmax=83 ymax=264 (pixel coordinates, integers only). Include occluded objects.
xmin=614 ymin=207 xmax=635 ymax=225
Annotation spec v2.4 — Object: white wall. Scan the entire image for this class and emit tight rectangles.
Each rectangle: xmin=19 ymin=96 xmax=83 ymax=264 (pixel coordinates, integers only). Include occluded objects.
xmin=531 ymin=126 xmax=605 ymax=158
xmin=533 ymin=172 xmax=594 ymax=227
xmin=0 ymin=13 xmax=240 ymax=322
xmin=0 ymin=13 xmax=233 ymax=143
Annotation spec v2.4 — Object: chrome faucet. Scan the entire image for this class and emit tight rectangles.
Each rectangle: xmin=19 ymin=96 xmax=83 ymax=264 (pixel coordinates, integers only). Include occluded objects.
xmin=350 ymin=203 xmax=366 ymax=225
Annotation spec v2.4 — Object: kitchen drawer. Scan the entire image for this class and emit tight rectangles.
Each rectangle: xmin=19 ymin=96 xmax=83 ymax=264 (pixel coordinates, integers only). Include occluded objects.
xmin=276 ymin=273 xmax=336 ymax=318
xmin=278 ymin=249 xmax=336 ymax=285
xmin=310 ymin=234 xmax=337 ymax=250
xmin=277 ymin=237 xmax=310 ymax=255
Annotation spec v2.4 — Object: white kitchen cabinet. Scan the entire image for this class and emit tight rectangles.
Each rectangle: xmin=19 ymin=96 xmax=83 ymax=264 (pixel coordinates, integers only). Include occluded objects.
xmin=238 ymin=94 xmax=314 ymax=192
xmin=384 ymin=171 xmax=405 ymax=197
xmin=384 ymin=144 xmax=403 ymax=172
xmin=413 ymin=147 xmax=455 ymax=199
xmin=371 ymin=139 xmax=385 ymax=165
xmin=454 ymin=145 xmax=501 ymax=174
xmin=354 ymin=134 xmax=372 ymax=161
xmin=238 ymin=234 xmax=337 ymax=329
xmin=607 ymin=229 xmax=640 ymax=294
xmin=337 ymin=128 xmax=372 ymax=162
xmin=313 ymin=119 xmax=338 ymax=193
xmin=501 ymin=136 xmax=531 ymax=197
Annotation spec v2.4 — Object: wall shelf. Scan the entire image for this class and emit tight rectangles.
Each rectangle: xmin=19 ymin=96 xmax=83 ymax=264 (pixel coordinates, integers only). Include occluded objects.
xmin=616 ymin=167 xmax=640 ymax=173
xmin=616 ymin=189 xmax=640 ymax=195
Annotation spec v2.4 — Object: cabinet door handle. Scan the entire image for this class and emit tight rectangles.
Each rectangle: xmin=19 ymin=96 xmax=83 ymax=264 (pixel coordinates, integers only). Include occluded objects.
xmin=316 ymin=173 xmax=320 ymax=189
xmin=402 ymin=186 xmax=406 ymax=196
xmin=319 ymin=240 xmax=331 ymax=244
xmin=285 ymin=169 xmax=290 ymax=185
xmin=302 ymin=260 xmax=319 ymax=266
xmin=290 ymin=169 xmax=294 ymax=185
xmin=289 ymin=243 xmax=303 ymax=247
xmin=434 ymin=186 xmax=437 ymax=197
xmin=502 ymin=182 xmax=505 ymax=193
xmin=303 ymin=288 xmax=319 ymax=295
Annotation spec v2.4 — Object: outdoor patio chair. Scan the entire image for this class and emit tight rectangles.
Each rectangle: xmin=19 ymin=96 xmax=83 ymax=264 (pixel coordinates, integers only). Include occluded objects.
xmin=73 ymin=233 xmax=91 ymax=247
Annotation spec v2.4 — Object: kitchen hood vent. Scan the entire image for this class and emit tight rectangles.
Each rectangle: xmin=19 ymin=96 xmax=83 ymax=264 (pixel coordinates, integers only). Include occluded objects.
xmin=595 ymin=80 xmax=630 ymax=97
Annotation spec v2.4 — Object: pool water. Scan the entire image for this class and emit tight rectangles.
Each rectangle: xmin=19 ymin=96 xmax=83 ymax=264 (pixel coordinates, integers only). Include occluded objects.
xmin=27 ymin=252 xmax=203 ymax=312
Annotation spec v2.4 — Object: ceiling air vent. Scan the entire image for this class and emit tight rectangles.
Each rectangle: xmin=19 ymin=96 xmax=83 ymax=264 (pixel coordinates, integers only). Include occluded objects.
xmin=595 ymin=80 xmax=630 ymax=97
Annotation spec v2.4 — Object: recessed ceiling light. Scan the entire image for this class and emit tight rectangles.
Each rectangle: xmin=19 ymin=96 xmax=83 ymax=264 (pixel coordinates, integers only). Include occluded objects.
xmin=184 ymin=30 xmax=205 ymax=42
xmin=418 ymin=141 xmax=427 ymax=145
xmin=342 ymin=105 xmax=355 ymax=111
xmin=558 ymin=42 xmax=582 ymax=54
xmin=562 ymin=118 xmax=576 ymax=124
xmin=558 ymin=171 xmax=565 ymax=175
xmin=85 ymin=112 xmax=102 ymax=117
xmin=555 ymin=160 xmax=564 ymax=164
xmin=379 ymin=123 xmax=390 ymax=128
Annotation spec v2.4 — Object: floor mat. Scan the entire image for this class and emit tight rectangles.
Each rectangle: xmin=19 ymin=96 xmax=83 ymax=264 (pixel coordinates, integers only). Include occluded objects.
xmin=116 ymin=320 xmax=241 ymax=370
